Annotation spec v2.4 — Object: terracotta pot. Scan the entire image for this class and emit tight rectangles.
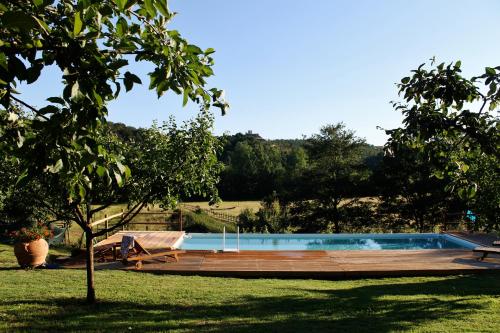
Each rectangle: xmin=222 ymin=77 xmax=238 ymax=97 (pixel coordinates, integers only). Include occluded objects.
xmin=14 ymin=239 xmax=49 ymax=267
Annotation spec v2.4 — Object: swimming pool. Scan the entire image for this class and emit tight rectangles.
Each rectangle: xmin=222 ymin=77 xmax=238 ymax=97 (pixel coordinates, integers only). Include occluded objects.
xmin=179 ymin=233 xmax=476 ymax=251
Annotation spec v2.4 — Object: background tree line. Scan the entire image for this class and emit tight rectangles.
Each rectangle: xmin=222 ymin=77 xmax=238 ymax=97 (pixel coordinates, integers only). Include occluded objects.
xmin=109 ymin=123 xmax=383 ymax=201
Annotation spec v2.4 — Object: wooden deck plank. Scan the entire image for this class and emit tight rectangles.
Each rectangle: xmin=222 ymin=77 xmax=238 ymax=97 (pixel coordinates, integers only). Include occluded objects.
xmin=118 ymin=248 xmax=500 ymax=277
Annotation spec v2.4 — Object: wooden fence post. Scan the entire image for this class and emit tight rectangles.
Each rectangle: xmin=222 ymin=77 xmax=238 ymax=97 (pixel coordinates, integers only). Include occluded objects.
xmin=65 ymin=224 xmax=70 ymax=245
xmin=105 ymin=214 xmax=109 ymax=239
xmin=121 ymin=209 xmax=125 ymax=231
xmin=179 ymin=209 xmax=183 ymax=232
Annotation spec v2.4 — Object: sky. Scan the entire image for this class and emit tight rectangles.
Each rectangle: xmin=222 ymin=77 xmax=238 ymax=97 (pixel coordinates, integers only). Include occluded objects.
xmin=19 ymin=0 xmax=500 ymax=145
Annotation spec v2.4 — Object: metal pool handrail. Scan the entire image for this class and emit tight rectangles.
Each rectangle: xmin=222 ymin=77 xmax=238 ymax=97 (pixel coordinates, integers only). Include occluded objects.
xmin=223 ymin=226 xmax=240 ymax=252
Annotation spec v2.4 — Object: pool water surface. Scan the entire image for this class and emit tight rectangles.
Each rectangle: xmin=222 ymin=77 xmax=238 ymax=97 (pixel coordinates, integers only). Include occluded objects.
xmin=179 ymin=233 xmax=476 ymax=251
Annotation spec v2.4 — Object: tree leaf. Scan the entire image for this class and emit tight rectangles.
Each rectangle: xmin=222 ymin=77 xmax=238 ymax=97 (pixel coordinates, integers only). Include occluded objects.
xmin=485 ymin=67 xmax=496 ymax=76
xmin=433 ymin=170 xmax=445 ymax=179
xmin=154 ymin=0 xmax=170 ymax=17
xmin=71 ymin=81 xmax=83 ymax=100
xmin=123 ymin=71 xmax=142 ymax=92
xmin=116 ymin=17 xmax=127 ymax=37
xmin=78 ymin=184 xmax=87 ymax=199
xmin=488 ymin=82 xmax=497 ymax=96
xmin=116 ymin=161 xmax=126 ymax=174
xmin=48 ymin=159 xmax=63 ymax=173
xmin=124 ymin=165 xmax=131 ymax=179
xmin=187 ymin=44 xmax=203 ymax=55
xmin=114 ymin=170 xmax=123 ymax=187
xmin=0 ymin=52 xmax=7 ymax=70
xmin=144 ymin=0 xmax=157 ymax=17
xmin=96 ymin=165 xmax=106 ymax=177
xmin=47 ymin=96 xmax=66 ymax=105
xmin=125 ymin=71 xmax=141 ymax=83
xmin=113 ymin=0 xmax=127 ymax=11
xmin=16 ymin=170 xmax=29 ymax=187
xmin=74 ymin=11 xmax=83 ymax=36
xmin=182 ymin=87 xmax=191 ymax=106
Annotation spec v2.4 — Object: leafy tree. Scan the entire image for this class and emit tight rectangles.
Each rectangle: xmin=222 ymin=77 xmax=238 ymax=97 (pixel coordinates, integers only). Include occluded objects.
xmin=289 ymin=123 xmax=371 ymax=233
xmin=377 ymin=145 xmax=457 ymax=232
xmin=283 ymin=146 xmax=308 ymax=175
xmin=0 ymin=0 xmax=227 ymax=303
xmin=108 ymin=121 xmax=145 ymax=144
xmin=122 ymin=114 xmax=222 ymax=211
xmin=459 ymin=152 xmax=499 ymax=231
xmin=219 ymin=138 xmax=286 ymax=200
xmin=386 ymin=60 xmax=499 ymax=230
xmin=238 ymin=193 xmax=295 ymax=233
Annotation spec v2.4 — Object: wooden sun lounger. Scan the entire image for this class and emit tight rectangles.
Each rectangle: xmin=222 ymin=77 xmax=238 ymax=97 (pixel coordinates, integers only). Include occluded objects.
xmin=123 ymin=249 xmax=186 ymax=269
xmin=473 ymin=246 xmax=500 ymax=261
xmin=118 ymin=238 xmax=185 ymax=269
xmin=95 ymin=239 xmax=151 ymax=262
xmin=95 ymin=237 xmax=184 ymax=268
xmin=94 ymin=243 xmax=119 ymax=261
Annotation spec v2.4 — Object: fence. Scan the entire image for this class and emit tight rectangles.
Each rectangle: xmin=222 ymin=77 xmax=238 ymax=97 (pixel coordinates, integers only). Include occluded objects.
xmin=89 ymin=210 xmax=182 ymax=242
xmin=182 ymin=204 xmax=240 ymax=224
xmin=59 ymin=204 xmax=240 ymax=245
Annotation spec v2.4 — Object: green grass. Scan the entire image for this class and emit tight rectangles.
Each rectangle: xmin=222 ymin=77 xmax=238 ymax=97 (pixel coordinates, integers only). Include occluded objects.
xmin=183 ymin=210 xmax=237 ymax=233
xmin=1 ymin=244 xmax=499 ymax=332
xmin=182 ymin=201 xmax=262 ymax=216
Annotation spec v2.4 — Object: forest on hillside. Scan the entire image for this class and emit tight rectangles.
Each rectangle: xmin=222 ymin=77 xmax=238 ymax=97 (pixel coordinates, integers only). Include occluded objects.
xmin=108 ymin=122 xmax=383 ymax=200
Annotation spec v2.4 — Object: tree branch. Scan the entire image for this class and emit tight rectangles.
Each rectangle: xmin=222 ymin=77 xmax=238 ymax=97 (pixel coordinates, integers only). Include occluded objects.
xmin=9 ymin=95 xmax=50 ymax=121
xmin=92 ymin=200 xmax=148 ymax=237
xmin=31 ymin=195 xmax=75 ymax=224
xmin=73 ymin=205 xmax=88 ymax=231
xmin=89 ymin=202 xmax=113 ymax=216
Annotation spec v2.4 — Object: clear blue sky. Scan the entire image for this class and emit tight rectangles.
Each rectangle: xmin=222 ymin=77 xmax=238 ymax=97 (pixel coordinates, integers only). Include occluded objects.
xmin=20 ymin=0 xmax=500 ymax=145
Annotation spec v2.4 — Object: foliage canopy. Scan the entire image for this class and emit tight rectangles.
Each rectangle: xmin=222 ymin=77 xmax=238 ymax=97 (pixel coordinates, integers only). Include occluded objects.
xmin=386 ymin=60 xmax=499 ymax=230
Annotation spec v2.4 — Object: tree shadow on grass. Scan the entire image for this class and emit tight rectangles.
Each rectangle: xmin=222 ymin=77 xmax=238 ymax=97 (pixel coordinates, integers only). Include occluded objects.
xmin=2 ymin=274 xmax=499 ymax=332
xmin=0 ymin=267 xmax=21 ymax=271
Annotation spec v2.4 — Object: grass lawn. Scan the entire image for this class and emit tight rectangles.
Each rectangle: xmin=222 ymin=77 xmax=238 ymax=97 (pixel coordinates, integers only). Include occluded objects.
xmin=182 ymin=201 xmax=262 ymax=216
xmin=1 ymin=244 xmax=499 ymax=332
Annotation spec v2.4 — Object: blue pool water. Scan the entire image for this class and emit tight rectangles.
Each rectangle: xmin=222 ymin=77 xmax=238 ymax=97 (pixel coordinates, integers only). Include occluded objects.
xmin=179 ymin=233 xmax=476 ymax=251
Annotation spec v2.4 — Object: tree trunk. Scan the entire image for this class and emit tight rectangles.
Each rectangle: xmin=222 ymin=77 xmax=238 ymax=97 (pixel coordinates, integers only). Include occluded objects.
xmin=85 ymin=229 xmax=96 ymax=304
xmin=331 ymin=203 xmax=341 ymax=233
xmin=416 ymin=216 xmax=424 ymax=233
xmin=333 ymin=220 xmax=341 ymax=234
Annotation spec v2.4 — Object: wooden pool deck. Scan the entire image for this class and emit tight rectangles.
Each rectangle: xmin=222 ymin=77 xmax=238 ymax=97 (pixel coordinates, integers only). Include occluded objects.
xmin=90 ymin=249 xmax=500 ymax=279
xmin=87 ymin=231 xmax=500 ymax=279
xmin=445 ymin=231 xmax=499 ymax=247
